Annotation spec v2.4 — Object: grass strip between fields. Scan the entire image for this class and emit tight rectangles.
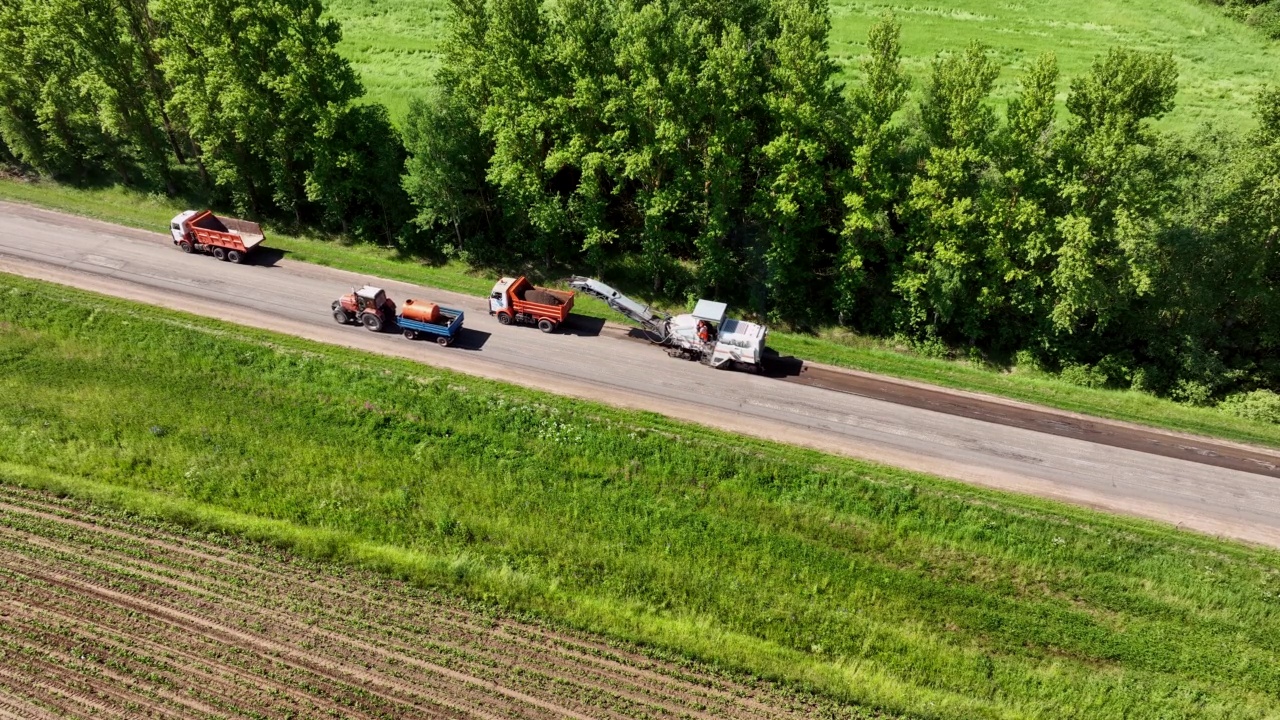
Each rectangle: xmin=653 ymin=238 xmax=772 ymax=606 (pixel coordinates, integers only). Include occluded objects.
xmin=3 ymin=178 xmax=1279 ymax=451
xmin=3 ymin=272 xmax=1280 ymax=719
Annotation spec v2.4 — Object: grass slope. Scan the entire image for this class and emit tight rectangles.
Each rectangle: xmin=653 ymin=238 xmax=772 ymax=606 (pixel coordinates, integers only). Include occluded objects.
xmin=4 ymin=180 xmax=1279 ymax=450
xmin=3 ymin=272 xmax=1280 ymax=719
xmin=326 ymin=0 xmax=1280 ymax=131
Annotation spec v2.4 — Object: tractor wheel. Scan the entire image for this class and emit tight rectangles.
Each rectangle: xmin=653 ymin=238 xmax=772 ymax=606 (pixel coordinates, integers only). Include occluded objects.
xmin=362 ymin=313 xmax=384 ymax=332
xmin=537 ymin=318 xmax=555 ymax=333
xmin=436 ymin=335 xmax=451 ymax=347
xmin=226 ymin=249 xmax=244 ymax=264
xmin=403 ymin=329 xmax=417 ymax=340
xmin=179 ymin=241 xmax=193 ymax=253
xmin=211 ymin=247 xmax=227 ymax=261
xmin=497 ymin=312 xmax=513 ymax=326
xmin=333 ymin=310 xmax=351 ymax=325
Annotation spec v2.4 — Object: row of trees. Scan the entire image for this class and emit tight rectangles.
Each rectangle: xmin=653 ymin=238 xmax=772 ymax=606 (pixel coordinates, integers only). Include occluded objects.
xmin=401 ymin=0 xmax=1280 ymax=403
xmin=1 ymin=0 xmax=1276 ymax=404
xmin=0 ymin=0 xmax=407 ymax=239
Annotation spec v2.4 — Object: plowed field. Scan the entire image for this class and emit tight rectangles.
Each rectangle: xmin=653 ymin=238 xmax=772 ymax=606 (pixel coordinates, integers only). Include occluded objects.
xmin=0 ymin=485 xmax=845 ymax=719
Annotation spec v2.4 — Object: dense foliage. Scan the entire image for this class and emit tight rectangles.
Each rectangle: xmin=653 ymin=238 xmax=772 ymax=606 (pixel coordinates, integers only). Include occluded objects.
xmin=0 ymin=0 xmax=408 ymax=241
xmin=402 ymin=0 xmax=1280 ymax=403
xmin=1 ymin=0 xmax=1277 ymax=404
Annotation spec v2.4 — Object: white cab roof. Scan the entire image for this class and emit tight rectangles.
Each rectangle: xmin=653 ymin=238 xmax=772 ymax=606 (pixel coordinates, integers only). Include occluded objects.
xmin=356 ymin=286 xmax=384 ymax=300
xmin=691 ymin=300 xmax=728 ymax=323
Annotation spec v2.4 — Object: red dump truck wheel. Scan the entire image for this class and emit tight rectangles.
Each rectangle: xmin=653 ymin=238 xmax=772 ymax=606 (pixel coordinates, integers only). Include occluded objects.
xmin=212 ymin=247 xmax=227 ymax=261
xmin=179 ymin=241 xmax=193 ymax=253
xmin=537 ymin=318 xmax=555 ymax=333
xmin=227 ymin=249 xmax=244 ymax=264
xmin=497 ymin=312 xmax=513 ymax=326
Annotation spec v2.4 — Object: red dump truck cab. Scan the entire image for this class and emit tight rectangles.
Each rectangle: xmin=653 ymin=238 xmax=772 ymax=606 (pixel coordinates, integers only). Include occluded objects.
xmin=489 ymin=276 xmax=574 ymax=333
xmin=170 ymin=210 xmax=265 ymax=263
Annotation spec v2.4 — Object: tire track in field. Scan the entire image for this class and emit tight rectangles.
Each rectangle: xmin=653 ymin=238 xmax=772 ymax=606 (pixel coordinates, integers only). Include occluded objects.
xmin=0 ymin=487 xmax=841 ymax=719
xmin=0 ymin=491 xmax=783 ymax=719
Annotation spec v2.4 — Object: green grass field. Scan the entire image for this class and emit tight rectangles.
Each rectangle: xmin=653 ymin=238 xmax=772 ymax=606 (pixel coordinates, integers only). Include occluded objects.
xmin=3 ymin=272 xmax=1280 ymax=719
xmin=5 ymin=178 xmax=1280 ymax=450
xmin=326 ymin=0 xmax=1280 ymax=131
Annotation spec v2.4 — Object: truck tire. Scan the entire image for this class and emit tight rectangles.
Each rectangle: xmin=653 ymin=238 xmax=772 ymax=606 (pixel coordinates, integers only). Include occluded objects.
xmin=497 ymin=312 xmax=513 ymax=326
xmin=436 ymin=336 xmax=451 ymax=347
xmin=537 ymin=318 xmax=555 ymax=333
xmin=226 ymin=249 xmax=244 ymax=264
xmin=362 ymin=313 xmax=383 ymax=332
xmin=179 ymin=241 xmax=193 ymax=253
xmin=403 ymin=329 xmax=417 ymax=340
xmin=333 ymin=310 xmax=351 ymax=325
xmin=211 ymin=247 xmax=227 ymax=261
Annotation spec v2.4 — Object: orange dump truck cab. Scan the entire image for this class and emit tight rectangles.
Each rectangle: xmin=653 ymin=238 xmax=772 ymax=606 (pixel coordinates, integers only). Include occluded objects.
xmin=488 ymin=276 xmax=574 ymax=333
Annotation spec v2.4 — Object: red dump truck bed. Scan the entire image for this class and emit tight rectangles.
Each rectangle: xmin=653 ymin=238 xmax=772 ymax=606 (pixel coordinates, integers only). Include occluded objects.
xmin=188 ymin=211 xmax=264 ymax=251
xmin=509 ymin=277 xmax=574 ymax=322
xmin=171 ymin=210 xmax=264 ymax=263
xmin=489 ymin=276 xmax=575 ymax=332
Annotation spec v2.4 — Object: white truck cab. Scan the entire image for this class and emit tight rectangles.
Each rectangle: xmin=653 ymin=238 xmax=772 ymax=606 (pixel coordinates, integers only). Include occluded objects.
xmin=169 ymin=210 xmax=197 ymax=244
xmin=489 ymin=277 xmax=515 ymax=315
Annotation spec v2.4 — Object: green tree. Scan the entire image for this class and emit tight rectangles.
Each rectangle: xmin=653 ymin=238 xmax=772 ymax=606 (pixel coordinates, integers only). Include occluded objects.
xmin=156 ymin=0 xmax=362 ymax=220
xmin=981 ymin=52 xmax=1060 ymax=351
xmin=753 ymin=0 xmax=845 ymax=325
xmin=835 ymin=14 xmax=908 ymax=329
xmin=1049 ymin=48 xmax=1178 ymax=336
xmin=896 ymin=42 xmax=1000 ymax=340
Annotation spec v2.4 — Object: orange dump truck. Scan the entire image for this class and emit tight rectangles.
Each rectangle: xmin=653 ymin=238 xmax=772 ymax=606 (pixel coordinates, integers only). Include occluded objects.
xmin=488 ymin=276 xmax=574 ymax=333
xmin=169 ymin=210 xmax=265 ymax=263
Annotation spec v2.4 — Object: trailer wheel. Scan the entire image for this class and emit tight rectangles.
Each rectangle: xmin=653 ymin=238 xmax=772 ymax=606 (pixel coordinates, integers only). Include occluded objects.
xmin=333 ymin=310 xmax=351 ymax=325
xmin=403 ymin=329 xmax=417 ymax=340
xmin=497 ymin=312 xmax=513 ymax=326
xmin=436 ymin=336 xmax=451 ymax=347
xmin=362 ymin=313 xmax=383 ymax=332
xmin=211 ymin=247 xmax=227 ymax=261
xmin=537 ymin=318 xmax=555 ymax=333
xmin=178 ymin=241 xmax=193 ymax=253
xmin=226 ymin=249 xmax=244 ymax=264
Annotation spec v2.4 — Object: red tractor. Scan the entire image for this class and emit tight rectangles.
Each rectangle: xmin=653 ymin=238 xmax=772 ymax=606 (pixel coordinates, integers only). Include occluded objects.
xmin=332 ymin=286 xmax=397 ymax=332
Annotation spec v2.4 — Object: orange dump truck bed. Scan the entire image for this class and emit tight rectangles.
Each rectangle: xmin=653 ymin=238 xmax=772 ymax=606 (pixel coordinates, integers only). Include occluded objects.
xmin=188 ymin=211 xmax=265 ymax=253
xmin=510 ymin=278 xmax=574 ymax=322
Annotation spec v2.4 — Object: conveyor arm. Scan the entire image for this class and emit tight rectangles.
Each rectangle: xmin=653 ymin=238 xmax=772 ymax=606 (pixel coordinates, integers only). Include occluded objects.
xmin=567 ymin=276 xmax=669 ymax=331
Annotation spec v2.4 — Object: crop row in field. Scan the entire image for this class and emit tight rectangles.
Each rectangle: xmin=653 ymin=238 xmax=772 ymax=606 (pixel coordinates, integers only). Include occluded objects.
xmin=3 ymin=273 xmax=1280 ymax=719
xmin=0 ymin=484 xmax=840 ymax=719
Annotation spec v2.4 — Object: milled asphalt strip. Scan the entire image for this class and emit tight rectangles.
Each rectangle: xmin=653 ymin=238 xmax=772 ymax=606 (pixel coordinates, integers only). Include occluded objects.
xmin=3 ymin=200 xmax=1280 ymax=549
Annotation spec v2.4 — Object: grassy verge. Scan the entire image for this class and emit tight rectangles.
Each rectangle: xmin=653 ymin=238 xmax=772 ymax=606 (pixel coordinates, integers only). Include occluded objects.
xmin=4 ymin=176 xmax=1279 ymax=450
xmin=3 ymin=272 xmax=1280 ymax=719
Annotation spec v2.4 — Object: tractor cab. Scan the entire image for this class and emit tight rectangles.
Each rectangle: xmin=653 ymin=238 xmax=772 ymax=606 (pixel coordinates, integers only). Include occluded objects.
xmin=353 ymin=286 xmax=388 ymax=313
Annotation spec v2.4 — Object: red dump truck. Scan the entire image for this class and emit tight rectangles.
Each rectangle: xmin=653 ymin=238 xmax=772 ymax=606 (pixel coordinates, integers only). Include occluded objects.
xmin=488 ymin=276 xmax=574 ymax=332
xmin=169 ymin=210 xmax=265 ymax=263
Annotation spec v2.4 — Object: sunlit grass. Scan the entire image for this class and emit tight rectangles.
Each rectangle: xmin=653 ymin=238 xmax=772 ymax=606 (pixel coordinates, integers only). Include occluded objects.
xmin=3 ymin=273 xmax=1280 ymax=719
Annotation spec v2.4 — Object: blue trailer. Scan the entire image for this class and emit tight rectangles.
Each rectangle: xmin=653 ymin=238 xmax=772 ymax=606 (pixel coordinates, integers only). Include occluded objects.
xmin=397 ymin=307 xmax=464 ymax=346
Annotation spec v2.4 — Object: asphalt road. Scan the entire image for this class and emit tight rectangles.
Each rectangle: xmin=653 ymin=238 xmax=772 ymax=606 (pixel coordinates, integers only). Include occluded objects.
xmin=4 ymin=200 xmax=1280 ymax=547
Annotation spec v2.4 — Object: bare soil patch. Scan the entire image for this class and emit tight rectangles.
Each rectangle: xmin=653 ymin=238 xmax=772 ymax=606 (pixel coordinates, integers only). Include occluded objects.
xmin=0 ymin=485 xmax=851 ymax=719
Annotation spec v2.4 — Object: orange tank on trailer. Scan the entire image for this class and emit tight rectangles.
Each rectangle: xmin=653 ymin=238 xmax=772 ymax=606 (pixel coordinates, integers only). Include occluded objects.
xmin=401 ymin=299 xmax=441 ymax=324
